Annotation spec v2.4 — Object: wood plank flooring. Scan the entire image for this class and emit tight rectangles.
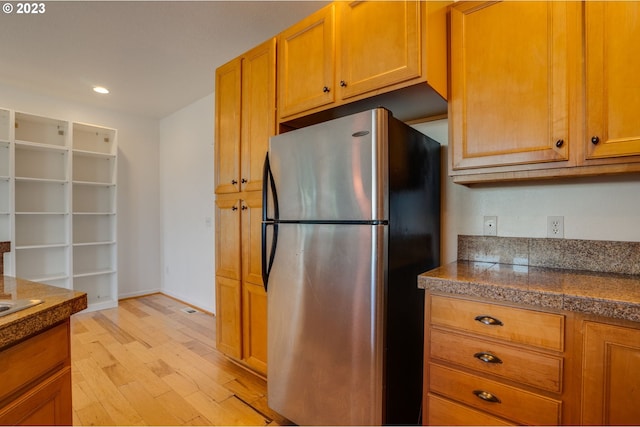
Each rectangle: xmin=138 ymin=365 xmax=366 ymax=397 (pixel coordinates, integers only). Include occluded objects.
xmin=70 ymin=294 xmax=290 ymax=426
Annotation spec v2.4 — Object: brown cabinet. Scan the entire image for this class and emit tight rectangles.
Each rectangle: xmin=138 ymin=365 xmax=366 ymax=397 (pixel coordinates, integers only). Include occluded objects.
xmin=584 ymin=1 xmax=640 ymax=162
xmin=581 ymin=320 xmax=640 ymax=425
xmin=277 ymin=4 xmax=335 ymax=119
xmin=214 ymin=191 xmax=267 ymax=374
xmin=277 ymin=1 xmax=448 ymax=122
xmin=424 ymin=294 xmax=568 ymax=425
xmin=214 ymin=38 xmax=274 ymax=374
xmin=0 ymin=321 xmax=72 ymax=425
xmin=449 ymin=1 xmax=640 ymax=184
xmin=449 ymin=1 xmax=572 ymax=172
xmin=215 ymin=38 xmax=276 ymax=194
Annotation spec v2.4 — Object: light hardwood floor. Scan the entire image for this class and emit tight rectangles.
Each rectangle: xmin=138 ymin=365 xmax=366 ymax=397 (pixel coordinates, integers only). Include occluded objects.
xmin=70 ymin=293 xmax=290 ymax=426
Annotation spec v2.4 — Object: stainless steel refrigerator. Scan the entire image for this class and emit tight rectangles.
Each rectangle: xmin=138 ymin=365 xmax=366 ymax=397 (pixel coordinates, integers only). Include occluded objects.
xmin=262 ymin=108 xmax=440 ymax=425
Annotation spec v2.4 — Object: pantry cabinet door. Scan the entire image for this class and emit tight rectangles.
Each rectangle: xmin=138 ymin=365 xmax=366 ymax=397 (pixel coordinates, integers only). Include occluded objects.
xmin=241 ymin=39 xmax=276 ymax=192
xmin=449 ymin=1 xmax=570 ymax=171
xmin=215 ymin=195 xmax=241 ymax=281
xmin=215 ymin=59 xmax=241 ymax=194
xmin=585 ymin=2 xmax=640 ymax=161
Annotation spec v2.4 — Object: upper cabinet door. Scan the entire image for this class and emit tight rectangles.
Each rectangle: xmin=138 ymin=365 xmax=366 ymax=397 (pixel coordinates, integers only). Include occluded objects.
xmin=215 ymin=58 xmax=241 ymax=194
xmin=215 ymin=39 xmax=276 ymax=194
xmin=585 ymin=2 xmax=640 ymax=161
xmin=337 ymin=1 xmax=421 ymax=100
xmin=241 ymin=38 xmax=276 ymax=192
xmin=449 ymin=1 xmax=570 ymax=171
xmin=277 ymin=4 xmax=336 ymax=119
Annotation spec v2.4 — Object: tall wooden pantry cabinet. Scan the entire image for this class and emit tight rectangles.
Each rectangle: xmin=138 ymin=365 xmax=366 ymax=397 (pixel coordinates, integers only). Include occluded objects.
xmin=0 ymin=108 xmax=118 ymax=311
xmin=214 ymin=38 xmax=275 ymax=375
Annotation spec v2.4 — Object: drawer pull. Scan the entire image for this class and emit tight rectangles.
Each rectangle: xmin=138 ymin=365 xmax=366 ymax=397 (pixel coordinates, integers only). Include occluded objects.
xmin=474 ymin=351 xmax=503 ymax=364
xmin=473 ymin=389 xmax=501 ymax=403
xmin=474 ymin=315 xmax=503 ymax=326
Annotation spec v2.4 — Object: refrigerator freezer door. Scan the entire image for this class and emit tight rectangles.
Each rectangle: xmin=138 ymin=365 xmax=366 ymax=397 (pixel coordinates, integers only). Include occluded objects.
xmin=267 ymin=223 xmax=387 ymax=426
xmin=267 ymin=109 xmax=388 ymax=222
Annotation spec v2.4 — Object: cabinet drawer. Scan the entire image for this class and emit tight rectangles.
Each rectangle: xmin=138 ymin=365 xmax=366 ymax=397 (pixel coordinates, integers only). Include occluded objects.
xmin=429 ymin=364 xmax=562 ymax=425
xmin=430 ymin=294 xmax=564 ymax=351
xmin=426 ymin=393 xmax=512 ymax=426
xmin=0 ymin=322 xmax=69 ymax=404
xmin=430 ymin=328 xmax=563 ymax=392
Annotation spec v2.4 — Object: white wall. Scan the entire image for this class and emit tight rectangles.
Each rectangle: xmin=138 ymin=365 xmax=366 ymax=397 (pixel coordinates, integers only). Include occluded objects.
xmin=0 ymin=82 xmax=162 ymax=299
xmin=414 ymin=119 xmax=640 ymax=264
xmin=159 ymin=94 xmax=215 ymax=313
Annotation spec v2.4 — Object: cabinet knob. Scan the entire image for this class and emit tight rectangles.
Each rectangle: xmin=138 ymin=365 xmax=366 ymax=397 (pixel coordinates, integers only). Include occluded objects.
xmin=231 ymin=206 xmax=238 ymax=211
xmin=474 ymin=315 xmax=503 ymax=326
xmin=322 ymin=86 xmax=331 ymax=93
xmin=231 ymin=179 xmax=238 ymax=185
xmin=340 ymin=80 xmax=347 ymax=87
xmin=473 ymin=390 xmax=501 ymax=403
xmin=474 ymin=352 xmax=503 ymax=364
xmin=555 ymin=139 xmax=564 ymax=148
xmin=241 ymin=178 xmax=247 ymax=184
xmin=591 ymin=136 xmax=600 ymax=145
xmin=241 ymin=205 xmax=248 ymax=210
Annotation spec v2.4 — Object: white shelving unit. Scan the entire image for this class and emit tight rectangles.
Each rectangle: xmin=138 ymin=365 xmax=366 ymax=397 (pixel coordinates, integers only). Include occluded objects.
xmin=2 ymin=110 xmax=118 ymax=311
xmin=71 ymin=122 xmax=117 ymax=311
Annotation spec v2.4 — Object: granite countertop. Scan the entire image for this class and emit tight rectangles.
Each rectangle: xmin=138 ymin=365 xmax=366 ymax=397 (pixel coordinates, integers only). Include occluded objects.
xmin=0 ymin=276 xmax=87 ymax=348
xmin=419 ymin=235 xmax=640 ymax=323
xmin=419 ymin=261 xmax=640 ymax=323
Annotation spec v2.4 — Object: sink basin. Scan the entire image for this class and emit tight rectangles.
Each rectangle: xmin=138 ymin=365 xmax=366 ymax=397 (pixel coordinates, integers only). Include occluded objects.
xmin=0 ymin=299 xmax=44 ymax=317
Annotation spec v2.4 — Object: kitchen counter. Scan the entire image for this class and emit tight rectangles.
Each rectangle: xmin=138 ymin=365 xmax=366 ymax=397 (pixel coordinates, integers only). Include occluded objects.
xmin=419 ymin=235 xmax=640 ymax=323
xmin=0 ymin=276 xmax=87 ymax=349
xmin=419 ymin=261 xmax=640 ymax=323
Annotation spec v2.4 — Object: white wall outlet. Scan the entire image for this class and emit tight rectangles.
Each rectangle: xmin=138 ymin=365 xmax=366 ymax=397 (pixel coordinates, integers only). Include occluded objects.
xmin=483 ymin=216 xmax=498 ymax=236
xmin=547 ymin=216 xmax=564 ymax=238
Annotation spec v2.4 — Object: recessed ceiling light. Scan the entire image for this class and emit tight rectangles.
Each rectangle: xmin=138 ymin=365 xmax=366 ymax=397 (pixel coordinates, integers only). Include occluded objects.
xmin=93 ymin=86 xmax=109 ymax=94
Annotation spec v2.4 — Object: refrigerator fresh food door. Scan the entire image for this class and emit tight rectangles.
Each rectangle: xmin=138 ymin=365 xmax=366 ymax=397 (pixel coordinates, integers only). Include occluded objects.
xmin=267 ymin=109 xmax=388 ymax=222
xmin=267 ymin=222 xmax=387 ymax=426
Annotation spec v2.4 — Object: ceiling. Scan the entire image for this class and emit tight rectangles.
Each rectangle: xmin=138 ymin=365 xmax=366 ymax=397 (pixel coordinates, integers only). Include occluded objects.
xmin=0 ymin=1 xmax=329 ymax=119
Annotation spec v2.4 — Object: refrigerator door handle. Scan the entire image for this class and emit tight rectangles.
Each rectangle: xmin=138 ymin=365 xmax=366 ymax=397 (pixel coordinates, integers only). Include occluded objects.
xmin=262 ymin=152 xmax=279 ymax=291
xmin=261 ymin=222 xmax=278 ymax=291
xmin=262 ymin=152 xmax=279 ymax=222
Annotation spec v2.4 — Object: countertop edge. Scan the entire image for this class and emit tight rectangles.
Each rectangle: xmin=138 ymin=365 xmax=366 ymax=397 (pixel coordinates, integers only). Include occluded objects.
xmin=0 ymin=277 xmax=88 ymax=349
xmin=419 ymin=262 xmax=640 ymax=323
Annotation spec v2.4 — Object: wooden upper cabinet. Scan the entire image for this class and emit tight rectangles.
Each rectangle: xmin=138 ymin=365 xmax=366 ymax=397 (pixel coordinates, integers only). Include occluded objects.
xmin=277 ymin=4 xmax=336 ymax=119
xmin=277 ymin=1 xmax=449 ymax=122
xmin=449 ymin=1 xmax=571 ymax=172
xmin=241 ymin=39 xmax=277 ymax=192
xmin=581 ymin=321 xmax=640 ymax=425
xmin=585 ymin=2 xmax=640 ymax=161
xmin=337 ymin=1 xmax=421 ymax=100
xmin=215 ymin=58 xmax=241 ymax=194
xmin=215 ymin=38 xmax=276 ymax=194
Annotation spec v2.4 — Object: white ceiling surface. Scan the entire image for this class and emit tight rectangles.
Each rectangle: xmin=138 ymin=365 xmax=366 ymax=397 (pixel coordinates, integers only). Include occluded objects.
xmin=0 ymin=1 xmax=328 ymax=119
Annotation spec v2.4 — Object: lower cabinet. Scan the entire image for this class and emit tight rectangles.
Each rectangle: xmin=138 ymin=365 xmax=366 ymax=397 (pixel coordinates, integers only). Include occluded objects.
xmin=423 ymin=293 xmax=640 ymax=426
xmin=0 ymin=321 xmax=72 ymax=425
xmin=581 ymin=321 xmax=640 ymax=425
xmin=423 ymin=294 xmax=567 ymax=425
xmin=215 ymin=191 xmax=267 ymax=375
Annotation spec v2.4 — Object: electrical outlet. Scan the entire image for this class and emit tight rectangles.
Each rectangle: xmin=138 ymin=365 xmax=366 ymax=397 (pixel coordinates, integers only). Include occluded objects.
xmin=483 ymin=216 xmax=497 ymax=236
xmin=547 ymin=216 xmax=564 ymax=238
